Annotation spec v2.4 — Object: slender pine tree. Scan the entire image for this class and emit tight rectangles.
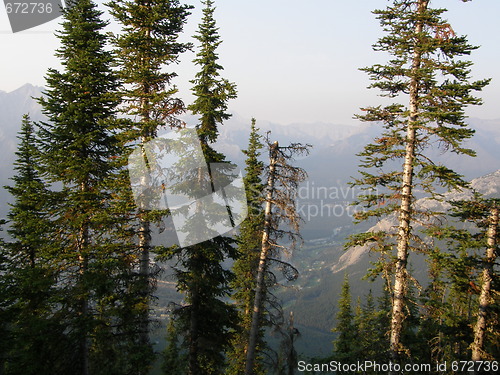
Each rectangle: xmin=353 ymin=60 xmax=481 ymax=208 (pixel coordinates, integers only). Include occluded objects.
xmin=433 ymin=195 xmax=500 ymax=362
xmin=162 ymin=1 xmax=238 ymax=374
xmin=332 ymin=274 xmax=357 ymax=362
xmin=227 ymin=118 xmax=266 ymax=375
xmin=107 ymin=0 xmax=193 ymax=358
xmin=347 ymin=0 xmax=489 ymax=363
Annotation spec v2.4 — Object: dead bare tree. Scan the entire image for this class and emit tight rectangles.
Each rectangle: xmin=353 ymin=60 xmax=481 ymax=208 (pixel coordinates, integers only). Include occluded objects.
xmin=245 ymin=137 xmax=310 ymax=375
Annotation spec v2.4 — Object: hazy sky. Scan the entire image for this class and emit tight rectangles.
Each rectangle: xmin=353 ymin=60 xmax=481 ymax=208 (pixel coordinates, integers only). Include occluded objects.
xmin=1 ymin=0 xmax=499 ymax=125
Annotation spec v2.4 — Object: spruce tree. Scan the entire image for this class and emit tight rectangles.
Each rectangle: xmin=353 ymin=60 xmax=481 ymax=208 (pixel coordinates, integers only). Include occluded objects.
xmin=354 ymin=289 xmax=387 ymax=363
xmin=435 ymin=195 xmax=500 ymax=362
xmin=347 ymin=0 xmax=489 ymax=363
xmin=36 ymin=1 xmax=145 ymax=373
xmin=162 ymin=1 xmax=238 ymax=374
xmin=107 ymin=0 xmax=193 ymax=356
xmin=1 ymin=115 xmax=68 ymax=375
xmin=374 ymin=284 xmax=392 ymax=362
xmin=227 ymin=119 xmax=266 ymax=375
xmin=417 ymin=244 xmax=475 ymax=364
xmin=332 ymin=274 xmax=356 ymax=362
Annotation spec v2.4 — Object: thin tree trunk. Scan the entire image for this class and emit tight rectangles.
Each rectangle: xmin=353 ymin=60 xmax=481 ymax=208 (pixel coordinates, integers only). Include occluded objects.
xmin=389 ymin=0 xmax=427 ymax=365
xmin=187 ymin=166 xmax=205 ymax=375
xmin=188 ymin=283 xmax=200 ymax=375
xmin=472 ymin=205 xmax=499 ymax=363
xmin=287 ymin=311 xmax=296 ymax=375
xmin=79 ymin=183 xmax=90 ymax=375
xmin=245 ymin=141 xmax=278 ymax=375
xmin=138 ymin=213 xmax=151 ymax=345
xmin=138 ymin=73 xmax=152 ymax=351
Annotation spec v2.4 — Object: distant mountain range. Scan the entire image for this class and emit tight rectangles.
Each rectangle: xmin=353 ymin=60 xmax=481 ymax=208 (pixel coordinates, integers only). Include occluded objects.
xmin=1 ymin=83 xmax=500 ymax=232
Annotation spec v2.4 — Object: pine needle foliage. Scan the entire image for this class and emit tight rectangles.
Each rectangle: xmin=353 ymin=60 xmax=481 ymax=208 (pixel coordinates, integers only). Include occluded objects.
xmin=227 ymin=119 xmax=266 ymax=375
xmin=161 ymin=1 xmax=238 ymax=374
xmin=346 ymin=0 xmax=490 ymax=362
xmin=35 ymin=1 xmax=151 ymax=373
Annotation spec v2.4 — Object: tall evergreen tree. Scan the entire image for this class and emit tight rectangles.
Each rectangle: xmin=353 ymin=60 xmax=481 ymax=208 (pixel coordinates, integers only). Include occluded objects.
xmin=1 ymin=115 xmax=66 ymax=375
xmin=107 ymin=0 xmax=193 ymax=356
xmin=347 ymin=0 xmax=489 ymax=363
xmin=36 ymin=1 xmax=145 ymax=373
xmin=227 ymin=118 xmax=266 ymax=375
xmin=162 ymin=1 xmax=238 ymax=374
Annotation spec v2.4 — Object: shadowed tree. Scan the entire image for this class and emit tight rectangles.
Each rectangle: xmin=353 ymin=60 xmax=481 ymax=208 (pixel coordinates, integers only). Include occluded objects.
xmin=1 ymin=115 xmax=66 ymax=375
xmin=161 ymin=1 xmax=238 ymax=374
xmin=35 ymin=1 xmax=149 ymax=373
xmin=332 ymin=274 xmax=356 ymax=362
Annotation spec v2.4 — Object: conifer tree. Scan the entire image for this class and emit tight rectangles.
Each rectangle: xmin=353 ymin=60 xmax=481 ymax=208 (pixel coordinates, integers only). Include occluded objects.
xmin=1 ymin=115 xmax=68 ymax=375
xmin=417 ymin=244 xmax=474 ymax=363
xmin=354 ymin=290 xmax=387 ymax=363
xmin=332 ymin=274 xmax=356 ymax=362
xmin=348 ymin=0 xmax=489 ymax=363
xmin=374 ymin=285 xmax=392 ymax=362
xmin=162 ymin=1 xmax=238 ymax=374
xmin=227 ymin=119 xmax=266 ymax=375
xmin=471 ymin=199 xmax=499 ymax=362
xmin=36 ymin=1 xmax=146 ymax=373
xmin=107 ymin=0 xmax=193 ymax=354
xmin=435 ymin=195 xmax=500 ymax=362
xmin=162 ymin=319 xmax=187 ymax=374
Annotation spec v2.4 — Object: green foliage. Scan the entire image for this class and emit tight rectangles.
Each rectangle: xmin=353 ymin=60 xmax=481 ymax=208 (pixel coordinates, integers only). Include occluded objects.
xmin=33 ymin=1 xmax=151 ymax=373
xmin=350 ymin=0 xmax=490 ymax=249
xmin=160 ymin=1 xmax=239 ymax=374
xmin=421 ymin=194 xmax=500 ymax=363
xmin=188 ymin=0 xmax=237 ymax=145
xmin=355 ymin=289 xmax=391 ymax=362
xmin=162 ymin=319 xmax=187 ymax=374
xmin=1 ymin=116 xmax=68 ymax=375
xmin=348 ymin=0 xmax=489 ymax=361
xmin=227 ymin=119 xmax=266 ymax=375
xmin=107 ymin=1 xmax=193 ymax=372
xmin=107 ymin=0 xmax=193 ymax=137
xmin=332 ymin=274 xmax=356 ymax=361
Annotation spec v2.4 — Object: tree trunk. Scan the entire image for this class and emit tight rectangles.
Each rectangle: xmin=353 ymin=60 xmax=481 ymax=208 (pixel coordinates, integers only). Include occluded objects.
xmin=187 ymin=166 xmax=205 ymax=375
xmin=138 ymin=75 xmax=153 ymax=352
xmin=245 ymin=141 xmax=278 ymax=375
xmin=471 ymin=205 xmax=499 ymax=363
xmin=138 ymin=214 xmax=151 ymax=345
xmin=287 ymin=311 xmax=296 ymax=375
xmin=389 ymin=1 xmax=427 ymax=365
xmin=79 ymin=182 xmax=90 ymax=375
